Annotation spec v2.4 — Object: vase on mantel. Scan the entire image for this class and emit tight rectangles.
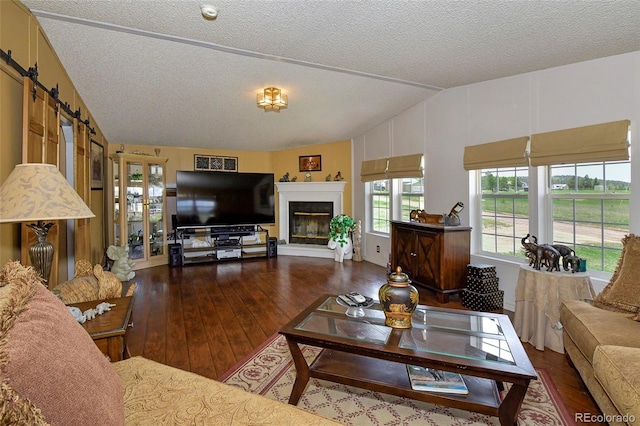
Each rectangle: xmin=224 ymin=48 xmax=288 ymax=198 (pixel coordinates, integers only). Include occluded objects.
xmin=378 ymin=266 xmax=419 ymax=329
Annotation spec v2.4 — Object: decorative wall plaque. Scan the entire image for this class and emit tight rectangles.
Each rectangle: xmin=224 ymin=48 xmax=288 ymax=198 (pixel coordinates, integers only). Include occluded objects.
xmin=194 ymin=155 xmax=238 ymax=172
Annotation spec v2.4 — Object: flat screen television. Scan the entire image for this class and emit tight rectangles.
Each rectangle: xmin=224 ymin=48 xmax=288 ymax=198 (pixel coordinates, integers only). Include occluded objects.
xmin=176 ymin=171 xmax=275 ymax=227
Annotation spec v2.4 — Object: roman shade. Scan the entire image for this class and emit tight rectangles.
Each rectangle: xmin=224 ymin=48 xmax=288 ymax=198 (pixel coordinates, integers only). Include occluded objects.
xmin=386 ymin=154 xmax=424 ymax=179
xmin=529 ymin=120 xmax=630 ymax=166
xmin=360 ymin=158 xmax=388 ymax=182
xmin=463 ymin=137 xmax=529 ymax=171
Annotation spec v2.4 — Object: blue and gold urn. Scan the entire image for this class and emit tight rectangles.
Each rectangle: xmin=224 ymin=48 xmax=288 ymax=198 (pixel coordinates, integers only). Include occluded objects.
xmin=378 ymin=266 xmax=419 ymax=328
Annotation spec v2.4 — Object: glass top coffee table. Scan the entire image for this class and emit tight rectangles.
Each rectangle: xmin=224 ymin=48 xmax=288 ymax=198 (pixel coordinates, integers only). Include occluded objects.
xmin=278 ymin=294 xmax=536 ymax=426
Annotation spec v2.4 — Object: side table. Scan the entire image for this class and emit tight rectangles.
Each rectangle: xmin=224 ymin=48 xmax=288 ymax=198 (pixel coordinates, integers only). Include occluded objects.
xmin=69 ymin=296 xmax=134 ymax=361
xmin=513 ymin=265 xmax=595 ymax=353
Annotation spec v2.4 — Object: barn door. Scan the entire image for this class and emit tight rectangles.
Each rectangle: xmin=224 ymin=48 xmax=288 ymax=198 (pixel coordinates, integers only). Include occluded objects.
xmin=74 ymin=118 xmax=91 ymax=262
xmin=21 ymin=76 xmax=61 ymax=286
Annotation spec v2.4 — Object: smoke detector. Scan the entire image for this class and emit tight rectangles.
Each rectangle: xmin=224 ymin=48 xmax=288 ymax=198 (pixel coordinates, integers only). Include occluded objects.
xmin=201 ymin=5 xmax=218 ymax=20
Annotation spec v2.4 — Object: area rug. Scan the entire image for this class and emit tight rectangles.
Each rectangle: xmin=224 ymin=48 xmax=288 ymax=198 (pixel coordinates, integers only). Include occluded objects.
xmin=220 ymin=333 xmax=574 ymax=425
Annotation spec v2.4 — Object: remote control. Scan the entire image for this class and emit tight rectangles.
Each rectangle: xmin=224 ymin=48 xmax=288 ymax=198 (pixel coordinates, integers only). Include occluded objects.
xmin=348 ymin=292 xmax=367 ymax=304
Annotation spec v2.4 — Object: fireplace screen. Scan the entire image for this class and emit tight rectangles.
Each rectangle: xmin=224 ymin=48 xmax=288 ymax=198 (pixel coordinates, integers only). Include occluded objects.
xmin=289 ymin=201 xmax=333 ymax=245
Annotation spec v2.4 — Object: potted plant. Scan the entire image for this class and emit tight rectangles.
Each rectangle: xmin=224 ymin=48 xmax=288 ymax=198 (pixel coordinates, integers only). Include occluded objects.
xmin=328 ymin=214 xmax=355 ymax=247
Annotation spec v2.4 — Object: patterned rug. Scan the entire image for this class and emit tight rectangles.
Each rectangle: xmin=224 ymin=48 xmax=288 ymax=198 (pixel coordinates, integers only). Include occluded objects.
xmin=220 ymin=333 xmax=574 ymax=425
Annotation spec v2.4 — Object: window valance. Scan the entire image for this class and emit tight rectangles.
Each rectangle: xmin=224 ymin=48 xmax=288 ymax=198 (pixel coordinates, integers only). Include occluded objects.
xmin=386 ymin=154 xmax=424 ymax=179
xmin=360 ymin=158 xmax=388 ymax=182
xmin=361 ymin=153 xmax=424 ymax=182
xmin=529 ymin=120 xmax=630 ymax=166
xmin=463 ymin=137 xmax=529 ymax=170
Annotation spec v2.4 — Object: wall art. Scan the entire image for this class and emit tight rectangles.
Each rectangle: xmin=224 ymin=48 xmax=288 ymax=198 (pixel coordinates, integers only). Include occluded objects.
xmin=91 ymin=140 xmax=104 ymax=189
xmin=194 ymin=155 xmax=238 ymax=172
xmin=299 ymin=155 xmax=322 ymax=172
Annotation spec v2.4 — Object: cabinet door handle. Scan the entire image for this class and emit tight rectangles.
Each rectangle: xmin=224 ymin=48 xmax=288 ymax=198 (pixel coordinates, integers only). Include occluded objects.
xmin=411 ymin=252 xmax=417 ymax=257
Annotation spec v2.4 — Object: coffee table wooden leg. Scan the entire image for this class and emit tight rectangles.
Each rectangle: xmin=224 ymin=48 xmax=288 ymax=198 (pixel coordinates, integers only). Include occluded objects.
xmin=498 ymin=381 xmax=530 ymax=426
xmin=285 ymin=338 xmax=310 ymax=405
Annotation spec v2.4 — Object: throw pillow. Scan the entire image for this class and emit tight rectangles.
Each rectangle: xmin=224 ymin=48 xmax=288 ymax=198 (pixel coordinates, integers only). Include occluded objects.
xmin=0 ymin=261 xmax=124 ymax=425
xmin=594 ymin=234 xmax=640 ymax=313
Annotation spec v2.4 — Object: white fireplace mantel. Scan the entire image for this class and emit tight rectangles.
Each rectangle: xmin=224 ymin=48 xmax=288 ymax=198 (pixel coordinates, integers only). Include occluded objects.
xmin=275 ymin=181 xmax=346 ymax=258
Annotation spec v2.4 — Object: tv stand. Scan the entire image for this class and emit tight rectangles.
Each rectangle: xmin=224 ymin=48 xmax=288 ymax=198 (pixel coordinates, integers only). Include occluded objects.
xmin=176 ymin=225 xmax=269 ymax=265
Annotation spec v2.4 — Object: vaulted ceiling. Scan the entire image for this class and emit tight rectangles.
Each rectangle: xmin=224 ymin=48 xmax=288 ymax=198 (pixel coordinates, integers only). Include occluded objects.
xmin=19 ymin=0 xmax=640 ymax=151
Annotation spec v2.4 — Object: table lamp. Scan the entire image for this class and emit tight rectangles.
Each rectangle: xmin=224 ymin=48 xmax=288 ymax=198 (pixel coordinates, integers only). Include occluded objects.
xmin=0 ymin=163 xmax=95 ymax=286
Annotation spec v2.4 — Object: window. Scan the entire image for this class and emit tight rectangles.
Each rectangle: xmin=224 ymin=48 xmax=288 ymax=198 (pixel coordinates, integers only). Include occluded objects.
xmin=399 ymin=177 xmax=424 ymax=220
xmin=480 ymin=167 xmax=529 ymax=256
xmin=478 ymin=161 xmax=630 ymax=273
xmin=370 ymin=179 xmax=390 ymax=233
xmin=473 ymin=121 xmax=630 ymax=274
xmin=549 ymin=160 xmax=630 ymax=273
xmin=364 ymin=154 xmax=423 ymax=235
xmin=369 ymin=177 xmax=424 ymax=234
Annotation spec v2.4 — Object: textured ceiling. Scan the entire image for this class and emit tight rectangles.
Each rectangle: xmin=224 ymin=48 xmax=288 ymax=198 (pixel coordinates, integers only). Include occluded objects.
xmin=18 ymin=0 xmax=640 ymax=151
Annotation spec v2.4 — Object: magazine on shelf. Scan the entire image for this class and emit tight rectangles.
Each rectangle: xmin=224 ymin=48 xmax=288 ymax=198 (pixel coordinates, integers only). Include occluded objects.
xmin=406 ymin=365 xmax=469 ymax=395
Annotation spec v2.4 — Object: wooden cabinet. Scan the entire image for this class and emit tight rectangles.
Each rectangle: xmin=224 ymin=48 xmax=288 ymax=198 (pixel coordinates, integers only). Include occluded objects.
xmin=111 ymin=153 xmax=169 ymax=270
xmin=391 ymin=220 xmax=471 ymax=303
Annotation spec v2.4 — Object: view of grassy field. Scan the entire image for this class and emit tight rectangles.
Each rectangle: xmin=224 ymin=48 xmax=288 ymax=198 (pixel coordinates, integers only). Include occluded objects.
xmin=374 ymin=185 xmax=628 ymax=273
xmin=482 ymin=190 xmax=629 ymax=272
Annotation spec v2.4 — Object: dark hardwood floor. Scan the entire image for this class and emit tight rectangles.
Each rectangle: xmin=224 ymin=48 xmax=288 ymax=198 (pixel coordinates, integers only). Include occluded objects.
xmin=126 ymin=256 xmax=603 ymax=424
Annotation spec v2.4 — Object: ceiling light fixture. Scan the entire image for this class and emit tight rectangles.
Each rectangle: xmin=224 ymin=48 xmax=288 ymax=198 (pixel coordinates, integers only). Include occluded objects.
xmin=257 ymin=87 xmax=288 ymax=112
xmin=200 ymin=4 xmax=218 ymax=20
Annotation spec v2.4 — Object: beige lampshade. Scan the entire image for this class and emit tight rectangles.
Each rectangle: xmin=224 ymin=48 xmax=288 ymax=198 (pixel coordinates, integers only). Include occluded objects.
xmin=0 ymin=163 xmax=95 ymax=223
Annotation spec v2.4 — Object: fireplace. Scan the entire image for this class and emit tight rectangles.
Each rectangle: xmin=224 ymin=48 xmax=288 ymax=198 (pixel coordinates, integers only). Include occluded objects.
xmin=289 ymin=201 xmax=333 ymax=245
xmin=275 ymin=181 xmax=346 ymax=258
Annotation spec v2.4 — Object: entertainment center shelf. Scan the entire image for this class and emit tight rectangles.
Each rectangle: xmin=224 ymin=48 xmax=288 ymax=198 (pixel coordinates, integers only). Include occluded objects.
xmin=176 ymin=225 xmax=269 ymax=265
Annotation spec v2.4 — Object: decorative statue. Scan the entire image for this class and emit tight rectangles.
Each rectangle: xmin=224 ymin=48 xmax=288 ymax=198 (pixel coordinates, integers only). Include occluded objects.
xmin=53 ymin=260 xmax=135 ymax=304
xmin=409 ymin=209 xmax=443 ymax=224
xmin=352 ymin=220 xmax=363 ymax=262
xmin=290 ymin=175 xmax=298 ymax=182
xmin=279 ymin=172 xmax=290 ymax=182
xmin=325 ymin=174 xmax=332 ymax=181
xmin=521 ymin=234 xmax=561 ymax=272
xmin=564 ymin=255 xmax=582 ymax=273
xmin=538 ymin=243 xmax=561 ymax=272
xmin=107 ymin=244 xmax=136 ymax=281
xmin=552 ymin=244 xmax=576 ymax=271
xmin=83 ymin=302 xmax=117 ymax=321
xmin=67 ymin=301 xmax=117 ymax=323
xmin=444 ymin=201 xmax=464 ymax=225
xmin=328 ymin=238 xmax=353 ymax=263
xmin=409 ymin=202 xmax=464 ymax=226
xmin=334 ymin=171 xmax=343 ymax=181
xmin=327 ymin=214 xmax=355 ymax=262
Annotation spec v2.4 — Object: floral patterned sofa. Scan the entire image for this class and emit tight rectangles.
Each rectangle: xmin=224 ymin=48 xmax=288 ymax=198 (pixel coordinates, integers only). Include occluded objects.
xmin=0 ymin=261 xmax=338 ymax=425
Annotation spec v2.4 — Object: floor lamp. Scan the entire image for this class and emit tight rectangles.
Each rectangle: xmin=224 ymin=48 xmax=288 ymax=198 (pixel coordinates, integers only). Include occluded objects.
xmin=0 ymin=163 xmax=95 ymax=287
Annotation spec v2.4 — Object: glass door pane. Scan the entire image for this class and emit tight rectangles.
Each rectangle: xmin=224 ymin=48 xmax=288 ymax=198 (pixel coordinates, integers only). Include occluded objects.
xmin=113 ymin=158 xmax=121 ymax=246
xmin=126 ymin=161 xmax=145 ymax=260
xmin=147 ymin=162 xmax=165 ymax=257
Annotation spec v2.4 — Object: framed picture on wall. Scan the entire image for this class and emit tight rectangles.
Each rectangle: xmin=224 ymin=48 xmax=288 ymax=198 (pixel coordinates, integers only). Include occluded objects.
xmin=91 ymin=140 xmax=104 ymax=189
xmin=299 ymin=155 xmax=322 ymax=172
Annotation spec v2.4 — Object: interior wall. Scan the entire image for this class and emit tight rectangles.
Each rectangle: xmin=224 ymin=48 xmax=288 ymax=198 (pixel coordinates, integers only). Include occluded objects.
xmin=270 ymin=139 xmax=352 ymax=218
xmin=353 ymin=50 xmax=640 ymax=310
xmin=0 ymin=0 xmax=108 ymax=271
xmin=0 ymin=1 xmax=29 ymax=267
xmin=109 ymin=139 xmax=352 ymax=246
xmin=105 ymin=143 xmax=276 ymax=242
xmin=0 ymin=68 xmax=24 ymax=265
